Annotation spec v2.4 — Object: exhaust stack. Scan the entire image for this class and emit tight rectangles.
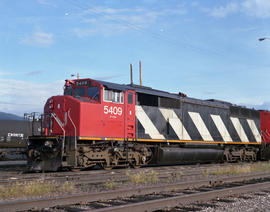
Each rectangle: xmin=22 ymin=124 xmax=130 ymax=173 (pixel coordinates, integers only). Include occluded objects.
xmin=130 ymin=64 xmax=133 ymax=85
xmin=139 ymin=60 xmax=142 ymax=86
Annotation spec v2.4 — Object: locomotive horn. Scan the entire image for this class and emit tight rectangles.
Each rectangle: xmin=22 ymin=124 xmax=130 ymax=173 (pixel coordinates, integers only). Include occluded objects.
xmin=139 ymin=60 xmax=142 ymax=86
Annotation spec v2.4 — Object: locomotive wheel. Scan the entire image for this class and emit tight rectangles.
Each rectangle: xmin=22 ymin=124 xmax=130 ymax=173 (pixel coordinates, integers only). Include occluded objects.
xmin=131 ymin=158 xmax=141 ymax=169
xmin=132 ymin=164 xmax=141 ymax=169
xmin=71 ymin=168 xmax=81 ymax=172
xmin=101 ymin=163 xmax=113 ymax=170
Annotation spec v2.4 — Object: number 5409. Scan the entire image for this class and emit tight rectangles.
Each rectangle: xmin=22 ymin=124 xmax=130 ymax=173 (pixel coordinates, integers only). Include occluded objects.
xmin=104 ymin=106 xmax=122 ymax=116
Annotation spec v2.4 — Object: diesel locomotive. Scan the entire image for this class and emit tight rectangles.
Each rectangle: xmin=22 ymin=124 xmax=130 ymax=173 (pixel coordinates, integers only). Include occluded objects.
xmin=27 ymin=77 xmax=270 ymax=171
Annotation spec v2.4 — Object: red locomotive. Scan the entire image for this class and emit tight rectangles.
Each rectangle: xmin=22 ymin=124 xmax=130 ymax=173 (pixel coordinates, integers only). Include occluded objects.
xmin=27 ymin=77 xmax=270 ymax=171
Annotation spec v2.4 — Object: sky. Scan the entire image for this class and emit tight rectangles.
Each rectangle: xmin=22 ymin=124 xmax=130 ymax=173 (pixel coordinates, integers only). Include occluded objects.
xmin=0 ymin=0 xmax=270 ymax=116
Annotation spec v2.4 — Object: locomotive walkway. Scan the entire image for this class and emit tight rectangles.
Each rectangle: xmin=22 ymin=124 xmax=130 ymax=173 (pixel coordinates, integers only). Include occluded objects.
xmin=1 ymin=171 xmax=270 ymax=211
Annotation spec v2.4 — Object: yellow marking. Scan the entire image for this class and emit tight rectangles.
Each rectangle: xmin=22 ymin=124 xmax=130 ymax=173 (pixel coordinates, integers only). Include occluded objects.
xmin=106 ymin=137 xmax=125 ymax=141
xmin=135 ymin=139 xmax=260 ymax=145
xmin=77 ymin=136 xmax=260 ymax=145
xmin=78 ymin=137 xmax=102 ymax=140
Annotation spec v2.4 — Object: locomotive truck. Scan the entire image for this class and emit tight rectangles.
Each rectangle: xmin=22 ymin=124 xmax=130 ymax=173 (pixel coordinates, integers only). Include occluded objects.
xmin=27 ymin=77 xmax=270 ymax=171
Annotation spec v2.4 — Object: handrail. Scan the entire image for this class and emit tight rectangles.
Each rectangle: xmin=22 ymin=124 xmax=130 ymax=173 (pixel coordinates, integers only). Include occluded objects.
xmin=51 ymin=113 xmax=65 ymax=160
xmin=68 ymin=110 xmax=77 ymax=165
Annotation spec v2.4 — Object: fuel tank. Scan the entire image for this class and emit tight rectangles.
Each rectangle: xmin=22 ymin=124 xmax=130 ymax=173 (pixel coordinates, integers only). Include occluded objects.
xmin=156 ymin=147 xmax=224 ymax=164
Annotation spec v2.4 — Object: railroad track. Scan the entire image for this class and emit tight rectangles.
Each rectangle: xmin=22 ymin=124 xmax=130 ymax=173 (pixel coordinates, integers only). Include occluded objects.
xmin=90 ymin=180 xmax=270 ymax=212
xmin=1 ymin=171 xmax=270 ymax=212
xmin=0 ymin=163 xmax=212 ymax=182
xmin=1 ymin=161 xmax=270 ymax=196
xmin=0 ymin=162 xmax=260 ymax=184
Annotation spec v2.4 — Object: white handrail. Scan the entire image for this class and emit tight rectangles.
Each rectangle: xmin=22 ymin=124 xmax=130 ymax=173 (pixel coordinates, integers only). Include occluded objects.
xmin=68 ymin=110 xmax=77 ymax=165
xmin=51 ymin=113 xmax=65 ymax=160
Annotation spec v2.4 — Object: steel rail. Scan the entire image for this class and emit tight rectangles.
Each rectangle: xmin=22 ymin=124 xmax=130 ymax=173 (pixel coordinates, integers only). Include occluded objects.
xmin=91 ymin=181 xmax=270 ymax=212
xmin=0 ymin=163 xmax=221 ymax=184
xmin=0 ymin=161 xmax=253 ymax=182
xmin=1 ymin=171 xmax=270 ymax=212
xmin=0 ymin=164 xmax=268 ymax=188
xmin=0 ymin=161 xmax=256 ymax=181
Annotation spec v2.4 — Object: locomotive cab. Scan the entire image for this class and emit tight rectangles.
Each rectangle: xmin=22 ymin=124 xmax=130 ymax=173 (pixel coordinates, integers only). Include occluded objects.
xmin=64 ymin=79 xmax=100 ymax=102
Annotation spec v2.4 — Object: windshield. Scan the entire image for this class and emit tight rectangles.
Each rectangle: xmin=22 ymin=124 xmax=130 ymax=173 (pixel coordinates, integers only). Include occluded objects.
xmin=64 ymin=85 xmax=72 ymax=96
xmin=73 ymin=87 xmax=85 ymax=96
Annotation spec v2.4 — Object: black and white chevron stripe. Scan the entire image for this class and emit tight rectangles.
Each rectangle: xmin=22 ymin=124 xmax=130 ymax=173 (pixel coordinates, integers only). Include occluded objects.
xmin=135 ymin=105 xmax=261 ymax=143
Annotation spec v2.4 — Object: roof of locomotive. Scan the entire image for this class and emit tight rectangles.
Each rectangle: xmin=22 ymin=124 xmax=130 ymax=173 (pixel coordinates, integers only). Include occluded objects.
xmin=96 ymin=79 xmax=181 ymax=100
xmin=94 ymin=79 xmax=233 ymax=109
xmin=71 ymin=78 xmax=234 ymax=109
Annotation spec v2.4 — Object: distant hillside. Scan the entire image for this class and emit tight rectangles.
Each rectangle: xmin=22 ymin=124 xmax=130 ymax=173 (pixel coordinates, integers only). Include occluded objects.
xmin=0 ymin=112 xmax=24 ymax=120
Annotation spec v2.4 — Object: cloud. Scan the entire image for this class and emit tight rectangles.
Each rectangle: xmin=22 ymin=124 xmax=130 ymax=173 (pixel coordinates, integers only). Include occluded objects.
xmin=96 ymin=74 xmax=126 ymax=80
xmin=203 ymin=91 xmax=216 ymax=95
xmin=242 ymin=0 xmax=270 ymax=18
xmin=21 ymin=31 xmax=54 ymax=47
xmin=37 ymin=0 xmax=57 ymax=7
xmin=0 ymin=79 xmax=63 ymax=116
xmin=73 ymin=28 xmax=96 ymax=38
xmin=73 ymin=6 xmax=187 ymax=37
xmin=191 ymin=2 xmax=199 ymax=7
xmin=242 ymin=102 xmax=270 ymax=111
xmin=25 ymin=71 xmax=44 ymax=76
xmin=205 ymin=3 xmax=238 ymax=18
xmin=0 ymin=70 xmax=11 ymax=76
xmin=204 ymin=0 xmax=270 ymax=18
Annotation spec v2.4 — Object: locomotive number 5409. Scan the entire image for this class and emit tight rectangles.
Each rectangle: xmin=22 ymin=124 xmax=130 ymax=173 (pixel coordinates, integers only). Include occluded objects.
xmin=104 ymin=106 xmax=123 ymax=116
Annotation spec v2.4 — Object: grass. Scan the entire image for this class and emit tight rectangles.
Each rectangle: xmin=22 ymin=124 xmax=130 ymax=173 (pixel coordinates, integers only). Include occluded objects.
xmin=126 ymin=170 xmax=159 ymax=184
xmin=203 ymin=162 xmax=270 ymax=176
xmin=167 ymin=171 xmax=183 ymax=183
xmin=0 ymin=179 xmax=75 ymax=200
xmin=210 ymin=165 xmax=252 ymax=176
xmin=104 ymin=179 xmax=117 ymax=189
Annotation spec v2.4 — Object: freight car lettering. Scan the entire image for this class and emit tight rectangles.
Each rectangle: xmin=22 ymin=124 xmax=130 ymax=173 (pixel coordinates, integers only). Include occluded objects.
xmin=104 ymin=106 xmax=122 ymax=116
xmin=7 ymin=133 xmax=24 ymax=138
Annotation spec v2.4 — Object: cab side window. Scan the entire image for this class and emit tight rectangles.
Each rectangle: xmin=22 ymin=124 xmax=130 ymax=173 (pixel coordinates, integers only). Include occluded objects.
xmin=104 ymin=89 xmax=124 ymax=103
xmin=87 ymin=86 xmax=99 ymax=100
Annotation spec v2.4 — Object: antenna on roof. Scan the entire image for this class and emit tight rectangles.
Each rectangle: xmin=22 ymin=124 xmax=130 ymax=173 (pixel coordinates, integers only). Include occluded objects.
xmin=130 ymin=64 xmax=133 ymax=85
xmin=139 ymin=60 xmax=142 ymax=86
xmin=77 ymin=73 xmax=80 ymax=79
